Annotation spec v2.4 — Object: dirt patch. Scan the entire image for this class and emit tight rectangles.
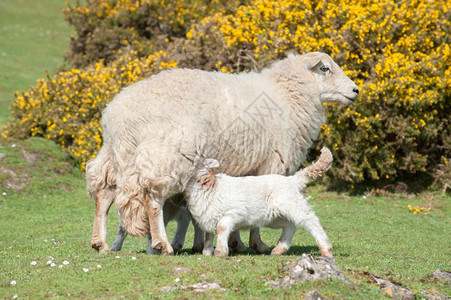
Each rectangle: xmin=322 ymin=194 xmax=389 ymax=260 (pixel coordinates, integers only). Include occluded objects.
xmin=0 ymin=166 xmax=29 ymax=190
xmin=160 ymin=282 xmax=225 ymax=293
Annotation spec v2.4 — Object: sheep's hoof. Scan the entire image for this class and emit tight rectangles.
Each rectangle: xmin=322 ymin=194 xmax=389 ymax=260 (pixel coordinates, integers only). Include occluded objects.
xmin=171 ymin=242 xmax=184 ymax=253
xmin=228 ymin=240 xmax=247 ymax=254
xmin=202 ymin=249 xmax=214 ymax=256
xmin=191 ymin=243 xmax=204 ymax=254
xmin=250 ymin=241 xmax=270 ymax=255
xmin=91 ymin=240 xmax=109 ymax=253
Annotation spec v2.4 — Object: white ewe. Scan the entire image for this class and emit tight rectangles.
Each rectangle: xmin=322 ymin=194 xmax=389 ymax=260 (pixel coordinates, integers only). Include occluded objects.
xmin=185 ymin=147 xmax=333 ymax=257
xmin=88 ymin=52 xmax=359 ymax=255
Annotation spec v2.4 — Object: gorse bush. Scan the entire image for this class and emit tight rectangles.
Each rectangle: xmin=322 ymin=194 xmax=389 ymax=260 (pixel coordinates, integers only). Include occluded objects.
xmin=2 ymin=0 xmax=450 ymax=187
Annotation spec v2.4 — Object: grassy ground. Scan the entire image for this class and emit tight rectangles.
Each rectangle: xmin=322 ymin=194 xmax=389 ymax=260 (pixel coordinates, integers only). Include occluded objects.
xmin=0 ymin=0 xmax=72 ymax=126
xmin=0 ymin=138 xmax=449 ymax=299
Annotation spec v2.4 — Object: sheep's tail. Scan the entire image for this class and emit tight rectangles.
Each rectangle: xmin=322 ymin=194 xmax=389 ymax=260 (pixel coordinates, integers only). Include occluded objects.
xmin=85 ymin=146 xmax=117 ymax=197
xmin=295 ymin=147 xmax=333 ymax=185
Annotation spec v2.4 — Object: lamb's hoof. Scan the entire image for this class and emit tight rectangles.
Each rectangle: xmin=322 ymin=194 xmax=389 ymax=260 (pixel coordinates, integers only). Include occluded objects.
xmin=214 ymin=248 xmax=228 ymax=257
xmin=151 ymin=240 xmax=174 ymax=255
xmin=191 ymin=243 xmax=204 ymax=254
xmin=319 ymin=246 xmax=333 ymax=257
xmin=228 ymin=240 xmax=247 ymax=254
xmin=250 ymin=241 xmax=270 ymax=254
xmin=271 ymin=246 xmax=288 ymax=255
xmin=202 ymin=249 xmax=214 ymax=256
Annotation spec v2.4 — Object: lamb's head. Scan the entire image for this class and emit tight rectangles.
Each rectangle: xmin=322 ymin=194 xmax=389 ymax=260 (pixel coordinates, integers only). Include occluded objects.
xmin=294 ymin=52 xmax=359 ymax=105
xmin=192 ymin=158 xmax=220 ymax=189
xmin=194 ymin=158 xmax=220 ymax=177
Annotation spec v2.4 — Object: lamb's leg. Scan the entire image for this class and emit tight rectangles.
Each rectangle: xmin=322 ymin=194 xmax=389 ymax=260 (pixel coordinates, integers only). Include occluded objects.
xmin=287 ymin=203 xmax=333 ymax=257
xmin=202 ymin=232 xmax=215 ymax=256
xmin=147 ymin=198 xmax=174 ymax=255
xmin=228 ymin=230 xmax=247 ymax=253
xmin=91 ymin=188 xmax=115 ymax=253
xmin=192 ymin=219 xmax=205 ymax=253
xmin=249 ymin=228 xmax=270 ymax=254
xmin=110 ymin=218 xmax=127 ymax=251
xmin=214 ymin=216 xmax=234 ymax=257
xmin=271 ymin=222 xmax=297 ymax=255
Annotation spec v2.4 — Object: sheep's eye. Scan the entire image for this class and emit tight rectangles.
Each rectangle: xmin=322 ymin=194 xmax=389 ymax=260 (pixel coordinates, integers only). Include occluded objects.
xmin=320 ymin=66 xmax=330 ymax=72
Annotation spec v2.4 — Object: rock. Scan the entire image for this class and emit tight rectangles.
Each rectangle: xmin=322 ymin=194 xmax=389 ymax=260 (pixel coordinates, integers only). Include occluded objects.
xmin=370 ymin=275 xmax=416 ymax=300
xmin=160 ymin=282 xmax=225 ymax=293
xmin=305 ymin=289 xmax=325 ymax=300
xmin=172 ymin=267 xmax=189 ymax=275
xmin=420 ymin=288 xmax=449 ymax=300
xmin=432 ymin=270 xmax=451 ymax=282
xmin=272 ymin=254 xmax=349 ymax=288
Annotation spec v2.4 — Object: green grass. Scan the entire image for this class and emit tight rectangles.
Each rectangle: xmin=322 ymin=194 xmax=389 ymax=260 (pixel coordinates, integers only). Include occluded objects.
xmin=0 ymin=138 xmax=450 ymax=299
xmin=0 ymin=0 xmax=73 ymax=126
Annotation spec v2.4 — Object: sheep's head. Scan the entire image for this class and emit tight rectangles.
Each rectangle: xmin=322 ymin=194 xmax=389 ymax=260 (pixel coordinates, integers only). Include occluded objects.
xmin=298 ymin=52 xmax=359 ymax=105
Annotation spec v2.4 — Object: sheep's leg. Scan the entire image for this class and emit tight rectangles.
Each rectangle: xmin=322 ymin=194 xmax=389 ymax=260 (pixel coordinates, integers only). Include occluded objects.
xmin=228 ymin=230 xmax=247 ymax=253
xmin=214 ymin=216 xmax=234 ymax=257
xmin=147 ymin=198 xmax=174 ymax=255
xmin=91 ymin=188 xmax=115 ymax=253
xmin=202 ymin=232 xmax=215 ymax=256
xmin=110 ymin=218 xmax=127 ymax=251
xmin=192 ymin=219 xmax=205 ymax=253
xmin=271 ymin=222 xmax=297 ymax=255
xmin=249 ymin=228 xmax=270 ymax=254
xmin=171 ymin=207 xmax=190 ymax=253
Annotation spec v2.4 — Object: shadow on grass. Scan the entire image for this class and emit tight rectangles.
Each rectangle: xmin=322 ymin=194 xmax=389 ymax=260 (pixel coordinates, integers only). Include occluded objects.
xmin=172 ymin=243 xmax=350 ymax=257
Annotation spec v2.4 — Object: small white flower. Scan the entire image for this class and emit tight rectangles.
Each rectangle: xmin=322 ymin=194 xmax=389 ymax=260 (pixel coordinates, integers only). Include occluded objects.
xmin=131 ymin=256 xmax=137 ymax=260
xmin=50 ymin=263 xmax=56 ymax=267
xmin=43 ymin=239 xmax=48 ymax=242
xmin=59 ymin=265 xmax=63 ymax=269
xmin=115 ymin=256 xmax=120 ymax=259
xmin=10 ymin=280 xmax=17 ymax=285
xmin=362 ymin=195 xmax=367 ymax=199
xmin=175 ymin=278 xmax=180 ymax=282
xmin=82 ymin=268 xmax=89 ymax=273
xmin=46 ymin=260 xmax=53 ymax=265
xmin=30 ymin=261 xmax=37 ymax=266
xmin=237 ymin=259 xmax=242 ymax=263
xmin=16 ymin=255 xmax=20 ymax=258
xmin=63 ymin=260 xmax=69 ymax=265
xmin=97 ymin=264 xmax=102 ymax=268
xmin=48 ymin=256 xmax=54 ymax=259
xmin=12 ymin=295 xmax=18 ymax=299
xmin=2 ymin=192 xmax=6 ymax=196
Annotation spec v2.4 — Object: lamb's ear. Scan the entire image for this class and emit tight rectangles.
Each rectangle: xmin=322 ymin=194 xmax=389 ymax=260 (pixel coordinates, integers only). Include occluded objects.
xmin=204 ymin=158 xmax=220 ymax=169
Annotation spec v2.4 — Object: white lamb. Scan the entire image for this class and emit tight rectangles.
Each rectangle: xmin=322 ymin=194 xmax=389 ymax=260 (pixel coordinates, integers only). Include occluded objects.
xmin=185 ymin=147 xmax=334 ymax=257
xmin=88 ymin=52 xmax=359 ymax=255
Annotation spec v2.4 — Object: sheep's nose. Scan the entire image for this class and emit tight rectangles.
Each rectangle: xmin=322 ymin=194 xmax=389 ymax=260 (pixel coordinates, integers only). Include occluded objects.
xmin=353 ymin=87 xmax=359 ymax=95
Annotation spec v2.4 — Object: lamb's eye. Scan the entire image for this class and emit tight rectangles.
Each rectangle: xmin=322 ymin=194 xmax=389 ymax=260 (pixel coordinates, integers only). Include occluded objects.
xmin=320 ymin=66 xmax=330 ymax=72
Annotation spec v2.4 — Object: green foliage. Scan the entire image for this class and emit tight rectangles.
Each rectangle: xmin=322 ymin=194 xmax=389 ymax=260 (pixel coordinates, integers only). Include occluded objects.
xmin=2 ymin=0 xmax=450 ymax=187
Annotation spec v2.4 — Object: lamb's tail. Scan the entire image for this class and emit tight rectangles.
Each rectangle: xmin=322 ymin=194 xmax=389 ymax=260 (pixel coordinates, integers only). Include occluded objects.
xmin=295 ymin=147 xmax=333 ymax=185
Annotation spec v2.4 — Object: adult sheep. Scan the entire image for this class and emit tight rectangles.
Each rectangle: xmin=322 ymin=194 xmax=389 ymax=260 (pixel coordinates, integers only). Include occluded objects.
xmin=88 ymin=52 xmax=359 ymax=255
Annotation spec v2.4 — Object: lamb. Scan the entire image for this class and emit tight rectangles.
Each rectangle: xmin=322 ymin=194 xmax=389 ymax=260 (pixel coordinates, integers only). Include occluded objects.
xmin=185 ymin=147 xmax=334 ymax=257
xmin=88 ymin=51 xmax=359 ymax=255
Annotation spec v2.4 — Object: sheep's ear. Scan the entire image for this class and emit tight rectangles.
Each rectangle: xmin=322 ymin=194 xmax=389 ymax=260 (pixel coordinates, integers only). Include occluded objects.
xmin=304 ymin=57 xmax=323 ymax=70
xmin=204 ymin=158 xmax=220 ymax=169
